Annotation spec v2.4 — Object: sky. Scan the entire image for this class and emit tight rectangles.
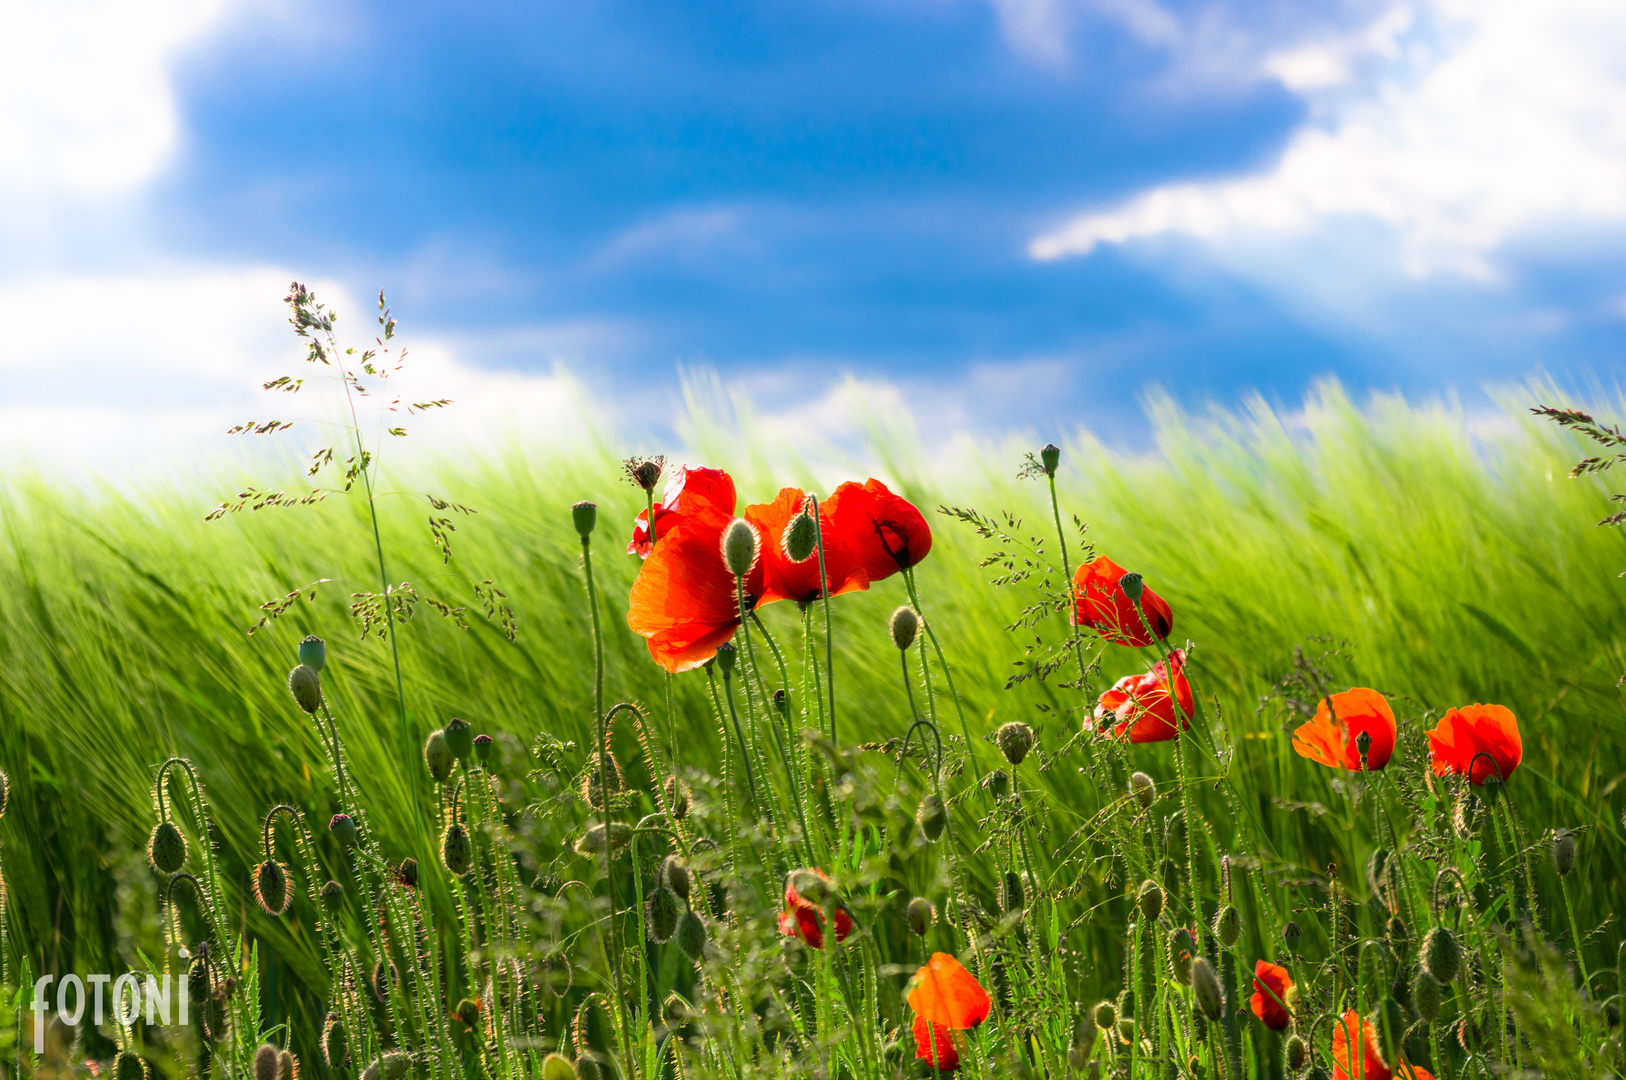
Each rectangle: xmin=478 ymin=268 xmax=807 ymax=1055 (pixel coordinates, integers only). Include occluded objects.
xmin=4 ymin=0 xmax=1626 ymax=473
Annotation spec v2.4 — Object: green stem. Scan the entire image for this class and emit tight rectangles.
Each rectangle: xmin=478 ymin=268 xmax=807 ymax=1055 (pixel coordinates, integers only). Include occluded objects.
xmin=809 ymin=495 xmax=837 ymax=743
xmin=902 ymin=568 xmax=982 ymax=788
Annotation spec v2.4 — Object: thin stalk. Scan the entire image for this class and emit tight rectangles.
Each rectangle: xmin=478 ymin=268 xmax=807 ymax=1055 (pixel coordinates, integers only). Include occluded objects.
xmin=902 ymin=568 xmax=982 ymax=788
xmin=808 ymin=495 xmax=837 ymax=742
xmin=1045 ymin=470 xmax=1091 ymax=696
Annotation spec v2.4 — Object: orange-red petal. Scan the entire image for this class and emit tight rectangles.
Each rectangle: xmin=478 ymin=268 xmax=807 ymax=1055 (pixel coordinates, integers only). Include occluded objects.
xmin=1093 ymin=649 xmax=1193 ymax=743
xmin=627 ymin=498 xmax=760 ymax=672
xmin=778 ymin=868 xmax=852 ymax=950
xmin=912 ymin=1015 xmax=961 ymax=1070
xmin=745 ymin=487 xmax=870 ymax=606
xmin=1249 ymin=960 xmax=1294 ymax=1031
xmin=824 ymin=478 xmax=932 ymax=582
xmin=629 ymin=465 xmax=736 ymax=557
xmin=907 ymin=953 xmax=992 ymax=1031
xmin=1330 ymin=1010 xmax=1389 ymax=1080
xmin=1426 ymin=704 xmax=1521 ymax=786
xmin=1292 ymin=689 xmax=1398 ymax=772
xmin=1072 ymin=556 xmax=1173 ymax=647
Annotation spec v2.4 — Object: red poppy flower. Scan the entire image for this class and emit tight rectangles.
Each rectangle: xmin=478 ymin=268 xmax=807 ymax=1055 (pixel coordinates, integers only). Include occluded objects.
xmin=913 ymin=1015 xmax=961 ymax=1071
xmin=1292 ymin=689 xmax=1397 ymax=772
xmin=1426 ymin=704 xmax=1522 ymax=786
xmin=824 ymin=478 xmax=932 ymax=583
xmin=1331 ymin=1011 xmax=1390 ymax=1080
xmin=907 ymin=953 xmax=992 ymax=1031
xmin=1072 ymin=556 xmax=1172 ymax=647
xmin=745 ymin=487 xmax=869 ymax=606
xmin=777 ymin=868 xmax=852 ymax=950
xmin=1093 ymin=650 xmax=1194 ymax=743
xmin=1249 ymin=961 xmax=1294 ymax=1031
xmin=628 ymin=465 xmax=736 ymax=557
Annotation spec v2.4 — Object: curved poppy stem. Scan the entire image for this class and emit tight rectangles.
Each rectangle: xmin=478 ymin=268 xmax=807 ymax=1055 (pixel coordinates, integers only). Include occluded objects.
xmin=902 ymin=568 xmax=983 ymax=789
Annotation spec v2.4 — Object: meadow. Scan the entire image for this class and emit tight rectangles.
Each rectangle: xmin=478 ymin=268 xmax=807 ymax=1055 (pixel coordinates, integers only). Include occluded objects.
xmin=1 ymin=312 xmax=1624 ymax=1080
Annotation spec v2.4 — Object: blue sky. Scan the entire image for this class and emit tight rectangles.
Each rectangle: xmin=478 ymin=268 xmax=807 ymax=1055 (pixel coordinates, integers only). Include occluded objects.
xmin=5 ymin=0 xmax=1626 ymax=468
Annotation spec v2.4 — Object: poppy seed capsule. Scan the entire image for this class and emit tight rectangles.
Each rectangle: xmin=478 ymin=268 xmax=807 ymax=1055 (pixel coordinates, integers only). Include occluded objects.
xmin=473 ymin=733 xmax=494 ymax=765
xmin=1412 ymin=967 xmax=1443 ymax=1023
xmin=254 ymin=1045 xmax=279 ymax=1080
xmin=663 ymin=777 xmax=690 ymax=819
xmin=1040 ymin=443 xmax=1060 ymax=475
xmin=1421 ymin=926 xmax=1461 ymax=984
xmin=659 ymin=855 xmax=691 ymax=901
xmin=288 ymin=664 xmax=321 ymax=714
xmin=254 ymin=860 xmax=290 ymax=916
xmin=320 ymin=880 xmax=344 ymax=911
xmin=782 ymin=510 xmax=818 ymax=564
xmin=983 ymin=768 xmax=1010 ymax=798
xmin=443 ymin=717 xmax=473 ymax=761
xmin=424 ymin=731 xmax=453 ymax=783
xmin=571 ymin=500 xmax=597 ymax=539
xmin=676 ymin=910 xmax=708 ymax=961
xmin=1130 ymin=771 xmax=1155 ymax=810
xmin=330 ymin=813 xmax=358 ymax=847
xmin=539 ymin=1053 xmax=576 ymax=1080
xmin=1214 ymin=904 xmax=1242 ymax=948
xmin=1092 ymin=999 xmax=1117 ymax=1031
xmin=1552 ymin=828 xmax=1578 ymax=877
xmin=721 ymin=517 xmax=758 ymax=577
xmin=1191 ymin=957 xmax=1223 ymax=1020
xmin=906 ymin=896 xmax=936 ymax=937
xmin=889 ymin=606 xmax=919 ymax=651
xmin=1118 ymin=572 xmax=1144 ymax=603
xmin=321 ymin=1015 xmax=347 ymax=1068
xmin=1284 ymin=1033 xmax=1309 ymax=1073
xmin=715 ymin=641 xmax=737 ymax=678
xmin=995 ymin=721 xmax=1036 ymax=766
xmin=1168 ymin=926 xmax=1195 ymax=984
xmin=298 ymin=634 xmax=326 ymax=673
xmin=113 ymin=1051 xmax=148 ymax=1080
xmin=646 ymin=886 xmax=681 ymax=943
xmin=1283 ymin=920 xmax=1301 ymax=945
xmin=917 ymin=793 xmax=946 ymax=841
xmin=441 ymin=823 xmax=472 ymax=876
xmin=148 ymin=820 xmax=187 ymax=874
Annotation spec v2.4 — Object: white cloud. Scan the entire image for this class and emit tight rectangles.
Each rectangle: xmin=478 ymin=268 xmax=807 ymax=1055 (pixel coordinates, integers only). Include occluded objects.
xmin=1030 ymin=0 xmax=1626 ymax=279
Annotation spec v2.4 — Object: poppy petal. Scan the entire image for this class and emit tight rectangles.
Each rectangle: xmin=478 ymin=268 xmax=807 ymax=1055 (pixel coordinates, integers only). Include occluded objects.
xmin=1426 ymin=704 xmax=1521 ymax=785
xmin=1249 ymin=960 xmax=1294 ymax=1031
xmin=825 ymin=478 xmax=932 ymax=582
xmin=745 ymin=487 xmax=870 ymax=606
xmin=1072 ymin=556 xmax=1173 ymax=647
xmin=912 ymin=1015 xmax=960 ymax=1070
xmin=907 ymin=953 xmax=992 ymax=1030
xmin=1292 ymin=689 xmax=1397 ymax=772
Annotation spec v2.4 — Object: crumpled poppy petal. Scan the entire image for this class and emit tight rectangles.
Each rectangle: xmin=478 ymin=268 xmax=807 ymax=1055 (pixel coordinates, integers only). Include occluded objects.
xmin=825 ymin=478 xmax=931 ymax=582
xmin=1249 ymin=960 xmax=1294 ymax=1031
xmin=1426 ymin=704 xmax=1521 ymax=786
xmin=1292 ymin=689 xmax=1398 ymax=772
xmin=912 ymin=1015 xmax=960 ymax=1070
xmin=1094 ymin=650 xmax=1193 ymax=743
xmin=627 ymin=498 xmax=755 ymax=672
xmin=907 ymin=953 xmax=992 ymax=1031
xmin=746 ymin=487 xmax=869 ymax=606
xmin=1330 ymin=1010 xmax=1389 ymax=1080
xmin=629 ymin=465 xmax=736 ymax=557
xmin=1072 ymin=556 xmax=1173 ymax=647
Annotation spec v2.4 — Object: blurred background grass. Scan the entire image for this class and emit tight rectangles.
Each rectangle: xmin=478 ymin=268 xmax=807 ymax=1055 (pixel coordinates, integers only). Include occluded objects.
xmin=2 ymin=379 xmax=1624 ymax=1064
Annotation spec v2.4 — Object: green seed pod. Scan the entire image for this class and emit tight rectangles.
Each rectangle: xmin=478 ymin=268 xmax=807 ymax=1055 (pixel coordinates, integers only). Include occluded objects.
xmin=994 ymin=721 xmax=1036 ymax=766
xmin=254 ymin=1045 xmax=279 ymax=1080
xmin=663 ymin=777 xmax=689 ymax=819
xmin=715 ymin=641 xmax=737 ymax=677
xmin=906 ymin=896 xmax=936 ymax=937
xmin=983 ymin=768 xmax=1010 ymax=798
xmin=298 ymin=634 xmax=326 ymax=673
xmin=1283 ymin=1033 xmax=1309 ymax=1073
xmin=395 ymin=858 xmax=419 ymax=889
xmin=254 ymin=860 xmax=290 ymax=916
xmin=646 ymin=887 xmax=681 ymax=943
xmin=1283 ymin=920 xmax=1302 ymax=945
xmin=1129 ymin=771 xmax=1155 ymax=810
xmin=1118 ymin=572 xmax=1144 ymax=603
xmin=1191 ymin=956 xmax=1223 ymax=1020
xmin=1421 ymin=926 xmax=1461 ymax=985
xmin=1412 ymin=967 xmax=1443 ymax=1023
xmin=660 ymin=855 xmax=691 ymax=901
xmin=572 ymin=1054 xmax=603 ymax=1080
xmin=720 ymin=517 xmax=759 ymax=577
xmin=574 ymin=822 xmax=632 ymax=854
xmin=1214 ymin=904 xmax=1242 ymax=948
xmin=321 ymin=1014 xmax=347 ymax=1067
xmin=1168 ymin=927 xmax=1196 ymax=985
xmin=1040 ymin=443 xmax=1061 ymax=475
xmin=441 ymin=823 xmax=472 ymax=876
xmin=1370 ymin=998 xmax=1406 ymax=1069
xmin=276 ymin=1050 xmax=296 ymax=1080
xmin=113 ymin=1050 xmax=149 ymax=1080
xmin=288 ymin=665 xmax=322 ymax=714
xmin=1552 ymin=828 xmax=1578 ymax=877
xmin=442 ymin=717 xmax=473 ymax=761
xmin=539 ymin=1053 xmax=577 ymax=1080
xmin=571 ymin=501 xmax=597 ymax=539
xmin=1001 ymin=870 xmax=1026 ymax=912
xmin=783 ymin=510 xmax=818 ymax=564
xmin=424 ymin=730 xmax=453 ymax=783
xmin=1386 ymin=915 xmax=1409 ymax=957
xmin=1092 ymin=999 xmax=1117 ymax=1032
xmin=1136 ymin=879 xmax=1164 ymax=923
xmin=329 ymin=813 xmax=358 ymax=847
xmin=320 ymin=880 xmax=344 ymax=912
xmin=148 ymin=820 xmax=187 ymax=874
xmin=917 ymin=793 xmax=946 ymax=842
xmin=676 ymin=910 xmax=708 ymax=961
xmin=473 ymin=733 xmax=495 ymax=766
xmin=889 ymin=606 xmax=919 ymax=651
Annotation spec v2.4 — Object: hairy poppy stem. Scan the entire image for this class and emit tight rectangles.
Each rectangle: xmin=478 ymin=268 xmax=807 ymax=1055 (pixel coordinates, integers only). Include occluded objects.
xmin=808 ymin=494 xmax=837 ymax=744
xmin=1044 ymin=470 xmax=1091 ymax=697
xmin=719 ymin=663 xmax=759 ymax=812
xmin=902 ymin=568 xmax=983 ymax=789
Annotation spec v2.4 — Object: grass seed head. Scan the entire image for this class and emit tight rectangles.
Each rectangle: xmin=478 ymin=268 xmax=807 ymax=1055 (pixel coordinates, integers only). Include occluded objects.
xmin=148 ymin=820 xmax=187 ymax=874
xmin=424 ymin=731 xmax=453 ymax=783
xmin=721 ymin=518 xmax=758 ymax=577
xmin=287 ymin=665 xmax=321 ymax=714
xmin=1130 ymin=771 xmax=1155 ymax=809
xmin=571 ymin=501 xmax=597 ymax=539
xmin=889 ymin=606 xmax=919 ymax=651
xmin=995 ymin=721 xmax=1036 ymax=766
xmin=1422 ymin=926 xmax=1461 ymax=984
xmin=906 ymin=896 xmax=936 ymax=937
xmin=298 ymin=635 xmax=326 ymax=673
xmin=442 ymin=717 xmax=473 ymax=761
xmin=440 ymin=823 xmax=472 ymax=876
xmin=254 ymin=860 xmax=289 ymax=916
xmin=1192 ymin=957 xmax=1223 ymax=1020
xmin=646 ymin=886 xmax=681 ymax=943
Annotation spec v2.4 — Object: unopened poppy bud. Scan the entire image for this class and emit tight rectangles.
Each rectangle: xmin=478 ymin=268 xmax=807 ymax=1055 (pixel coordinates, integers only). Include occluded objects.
xmin=1191 ymin=957 xmax=1223 ymax=1020
xmin=330 ymin=813 xmax=358 ymax=847
xmin=424 ymin=731 xmax=453 ymax=783
xmin=1552 ymin=828 xmax=1577 ymax=876
xmin=1421 ymin=926 xmax=1461 ymax=984
xmin=783 ymin=510 xmax=817 ymax=563
xmin=277 ymin=1050 xmax=296 ymax=1080
xmin=1168 ymin=927 xmax=1195 ymax=984
xmin=720 ymin=517 xmax=758 ymax=577
xmin=772 ymin=687 xmax=789 ymax=715
xmin=660 ymin=855 xmax=691 ymax=900
xmin=298 ymin=634 xmax=326 ymax=673
xmin=288 ymin=664 xmax=322 ymax=714
xmin=676 ymin=910 xmax=708 ymax=961
xmin=715 ymin=642 xmax=737 ymax=679
xmin=574 ymin=822 xmax=632 ymax=854
xmin=441 ymin=823 xmax=472 ymax=876
xmin=646 ymin=886 xmax=681 ymax=943
xmin=1092 ymin=1000 xmax=1117 ymax=1031
xmin=1040 ymin=443 xmax=1060 ymax=476
xmin=1386 ymin=915 xmax=1408 ymax=956
xmin=539 ymin=1053 xmax=577 ymax=1080
xmin=442 ymin=717 xmax=473 ymax=761
xmin=889 ymin=606 xmax=919 ymax=651
xmin=1118 ymin=572 xmax=1144 ymax=603
xmin=321 ymin=1014 xmax=347 ymax=1067
xmin=995 ymin=721 xmax=1036 ymax=765
xmin=571 ymin=501 xmax=597 ymax=539
xmin=371 ymin=962 xmax=394 ymax=1001
xmin=254 ymin=1045 xmax=279 ymax=1080
xmin=1130 ymin=771 xmax=1155 ymax=809
xmin=573 ymin=1055 xmax=603 ymax=1080
xmin=1283 ymin=920 xmax=1301 ymax=945
xmin=663 ymin=777 xmax=690 ymax=819
xmin=255 ymin=860 xmax=290 ymax=916
xmin=1001 ymin=870 xmax=1026 ymax=911
xmin=1284 ymin=1033 xmax=1309 ymax=1073
xmin=114 ymin=1051 xmax=148 ymax=1080
xmin=1412 ymin=968 xmax=1442 ymax=1023
xmin=1137 ymin=879 xmax=1164 ymax=923
xmin=1214 ymin=904 xmax=1242 ymax=948
xmin=395 ymin=858 xmax=419 ymax=889
xmin=906 ymin=896 xmax=936 ymax=937
xmin=983 ymin=768 xmax=1010 ymax=798
xmin=473 ymin=733 xmax=495 ymax=765
xmin=1116 ymin=1017 xmax=1135 ymax=1044
xmin=148 ymin=820 xmax=187 ymax=874
xmin=662 ymin=992 xmax=690 ymax=1026
xmin=1371 ymin=998 xmax=1406 ymax=1067
xmin=916 ymin=793 xmax=946 ymax=841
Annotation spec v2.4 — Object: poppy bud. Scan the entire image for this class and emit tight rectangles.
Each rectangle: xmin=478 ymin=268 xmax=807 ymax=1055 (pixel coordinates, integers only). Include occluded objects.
xmin=983 ymin=769 xmax=1010 ymax=798
xmin=1001 ymin=870 xmax=1026 ymax=912
xmin=114 ymin=1051 xmax=148 ymax=1080
xmin=660 ymin=855 xmax=691 ymax=901
xmin=298 ymin=634 xmax=327 ymax=673
xmin=330 ymin=813 xmax=358 ymax=847
xmin=1118 ymin=572 xmax=1144 ymax=603
xmin=720 ymin=518 xmax=758 ymax=577
xmin=396 ymin=858 xmax=419 ymax=889
xmin=1115 ymin=1017 xmax=1135 ymax=1044
xmin=662 ymin=993 xmax=690 ymax=1026
xmin=288 ymin=665 xmax=322 ymax=714
xmin=906 ymin=896 xmax=936 ymax=937
xmin=1092 ymin=1000 xmax=1117 ymax=1031
xmin=148 ymin=820 xmax=187 ymax=874
xmin=581 ymin=754 xmax=623 ymax=809
xmin=320 ymin=880 xmax=344 ymax=911
xmin=783 ymin=510 xmax=817 ymax=564
xmin=1282 ymin=920 xmax=1301 ymax=945
xmin=916 ymin=793 xmax=946 ymax=841
xmin=715 ymin=641 xmax=737 ymax=679
xmin=424 ymin=731 xmax=453 ymax=783
xmin=188 ymin=958 xmax=211 ymax=1003
xmin=540 ymin=1053 xmax=577 ymax=1080
xmin=1386 ymin=915 xmax=1408 ymax=956
xmin=376 ymin=1052 xmax=411 ymax=1080
xmin=889 ymin=606 xmax=919 ymax=651
xmin=676 ymin=910 xmax=708 ymax=961
xmin=1284 ymin=1033 xmax=1309 ymax=1073
xmin=1191 ymin=957 xmax=1223 ymax=1020
xmin=574 ymin=822 xmax=632 ymax=854
xmin=1421 ymin=926 xmax=1461 ymax=984
xmin=573 ymin=1055 xmax=603 ymax=1080
xmin=1214 ymin=904 xmax=1242 ymax=948
xmin=277 ymin=1051 xmax=296 ymax=1080
xmin=646 ymin=887 xmax=681 ymax=943
xmin=1129 ymin=771 xmax=1155 ymax=810
xmin=473 ymin=733 xmax=495 ymax=765
xmin=1366 ymin=848 xmax=1391 ymax=901
xmin=254 ymin=1045 xmax=279 ymax=1080
xmin=443 ymin=717 xmax=473 ymax=761
xmin=1168 ymin=927 xmax=1196 ymax=985
xmin=1041 ymin=443 xmax=1061 ymax=476
xmin=441 ymin=823 xmax=472 ymax=876
xmin=1412 ymin=967 xmax=1442 ymax=1023
xmin=1371 ymin=998 xmax=1406 ymax=1068
xmin=255 ymin=860 xmax=290 ymax=916
xmin=571 ymin=501 xmax=597 ymax=539
xmin=1136 ymin=879 xmax=1164 ymax=923
xmin=995 ymin=721 xmax=1036 ymax=766
xmin=1552 ymin=828 xmax=1577 ymax=877
xmin=1478 ymin=773 xmax=1501 ymax=804
xmin=321 ymin=1013 xmax=347 ymax=1067
xmin=664 ymin=777 xmax=690 ymax=819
